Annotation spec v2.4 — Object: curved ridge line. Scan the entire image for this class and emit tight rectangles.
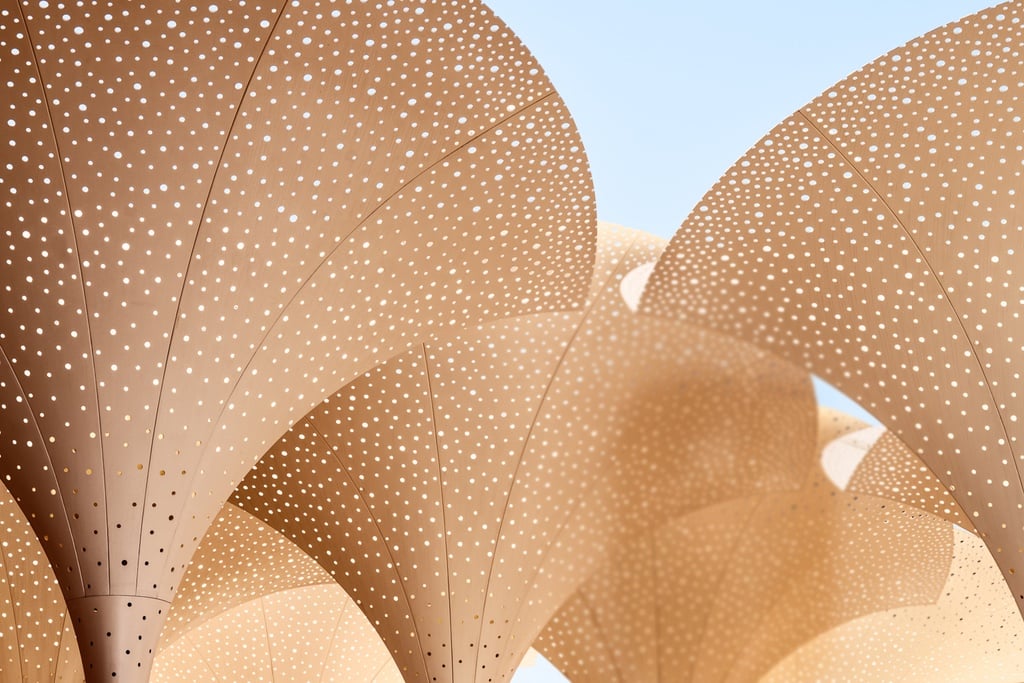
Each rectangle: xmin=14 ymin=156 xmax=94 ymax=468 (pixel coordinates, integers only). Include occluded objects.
xmin=687 ymin=496 xmax=771 ymax=682
xmin=136 ymin=0 xmax=292 ymax=592
xmin=317 ymin=598 xmax=351 ymax=683
xmin=0 ymin=344 xmax=82 ymax=594
xmin=718 ymin=492 xmax=953 ymax=682
xmin=797 ymin=110 xmax=1020 ymax=505
xmin=13 ymin=0 xmax=107 ymax=595
xmin=577 ymin=590 xmax=627 ymax=683
xmin=0 ymin=502 xmax=24 ymax=679
xmin=158 ymin=88 xmax=556 ymax=588
xmin=181 ymin=631 xmax=230 ymax=683
xmin=474 ymin=232 xmax=641 ymax=676
xmin=259 ymin=595 xmax=277 ymax=682
xmin=420 ymin=343 xmax=456 ymax=679
xmin=302 ymin=414 xmax=435 ymax=683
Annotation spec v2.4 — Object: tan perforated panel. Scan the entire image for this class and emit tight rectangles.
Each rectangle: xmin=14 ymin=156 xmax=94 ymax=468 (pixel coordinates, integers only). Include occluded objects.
xmin=153 ymin=584 xmax=401 ymax=683
xmin=764 ymin=526 xmax=1024 ymax=682
xmin=641 ymin=1 xmax=1024 ymax=608
xmin=536 ymin=477 xmax=954 ymax=683
xmin=232 ymin=224 xmax=817 ymax=682
xmin=0 ymin=485 xmax=83 ymax=682
xmin=159 ymin=503 xmax=332 ymax=649
xmin=849 ymin=430 xmax=975 ymax=532
xmin=0 ymin=0 xmax=595 ymax=678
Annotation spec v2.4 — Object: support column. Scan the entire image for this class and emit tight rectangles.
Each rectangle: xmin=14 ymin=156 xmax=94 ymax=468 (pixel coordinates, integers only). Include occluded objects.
xmin=67 ymin=595 xmax=170 ymax=682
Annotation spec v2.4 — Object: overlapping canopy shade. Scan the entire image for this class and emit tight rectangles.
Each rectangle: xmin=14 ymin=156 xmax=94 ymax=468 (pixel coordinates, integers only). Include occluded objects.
xmin=641 ymin=0 xmax=1024 ymax=610
xmin=0 ymin=0 xmax=595 ymax=678
xmin=154 ymin=504 xmax=402 ymax=683
xmin=533 ymin=415 xmax=1012 ymax=682
xmin=1 ymin=0 xmax=1024 ymax=680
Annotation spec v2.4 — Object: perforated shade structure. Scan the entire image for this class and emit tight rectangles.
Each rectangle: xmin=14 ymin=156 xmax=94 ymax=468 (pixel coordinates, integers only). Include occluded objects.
xmin=763 ymin=526 xmax=1024 ymax=682
xmin=534 ymin=433 xmax=957 ymax=683
xmin=0 ymin=482 xmax=83 ymax=681
xmin=845 ymin=429 xmax=974 ymax=531
xmin=154 ymin=583 xmax=403 ymax=683
xmin=0 ymin=1 xmax=596 ymax=679
xmin=154 ymin=500 xmax=402 ymax=681
xmin=536 ymin=419 xmax=974 ymax=679
xmin=158 ymin=503 xmax=335 ymax=648
xmin=154 ymin=504 xmax=401 ymax=683
xmin=231 ymin=224 xmax=818 ymax=683
xmin=640 ymin=0 xmax=1024 ymax=611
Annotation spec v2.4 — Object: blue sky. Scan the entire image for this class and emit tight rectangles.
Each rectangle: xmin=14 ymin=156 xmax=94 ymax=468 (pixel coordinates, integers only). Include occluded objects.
xmin=494 ymin=2 xmax=990 ymax=680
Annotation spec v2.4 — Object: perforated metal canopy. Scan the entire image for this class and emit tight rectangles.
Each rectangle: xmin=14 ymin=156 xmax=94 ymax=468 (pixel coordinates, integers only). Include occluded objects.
xmin=153 ymin=583 xmax=403 ymax=683
xmin=0 ymin=481 xmax=82 ymax=682
xmin=764 ymin=526 xmax=1024 ymax=682
xmin=0 ymin=0 xmax=595 ymax=678
xmin=535 ymin=428 xmax=957 ymax=683
xmin=231 ymin=224 xmax=817 ymax=682
xmin=641 ymin=0 xmax=1024 ymax=610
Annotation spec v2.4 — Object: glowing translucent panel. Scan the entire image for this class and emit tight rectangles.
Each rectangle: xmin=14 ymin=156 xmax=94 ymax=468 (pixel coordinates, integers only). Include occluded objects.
xmin=0 ymin=0 xmax=595 ymax=678
xmin=642 ymin=1 xmax=1024 ymax=608
xmin=764 ymin=527 xmax=1024 ymax=682
xmin=536 ymin=469 xmax=954 ymax=682
xmin=159 ymin=503 xmax=333 ymax=649
xmin=232 ymin=224 xmax=817 ymax=682
xmin=153 ymin=584 xmax=401 ymax=683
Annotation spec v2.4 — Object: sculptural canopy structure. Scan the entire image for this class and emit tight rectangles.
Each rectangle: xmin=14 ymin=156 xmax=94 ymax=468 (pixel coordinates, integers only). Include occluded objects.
xmin=0 ymin=0 xmax=595 ymax=679
xmin=232 ymin=225 xmax=817 ymax=682
xmin=642 ymin=0 xmax=1024 ymax=615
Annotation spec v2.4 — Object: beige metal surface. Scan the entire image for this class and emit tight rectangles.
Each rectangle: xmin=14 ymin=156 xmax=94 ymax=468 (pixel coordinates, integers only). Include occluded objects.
xmin=848 ymin=430 xmax=974 ymax=532
xmin=153 ymin=583 xmax=402 ymax=683
xmin=641 ymin=1 xmax=1024 ymax=607
xmin=232 ymin=224 xmax=817 ymax=682
xmin=536 ymin=470 xmax=955 ymax=683
xmin=763 ymin=526 xmax=1024 ymax=683
xmin=0 ymin=485 xmax=83 ymax=682
xmin=159 ymin=502 xmax=333 ymax=649
xmin=0 ymin=0 xmax=595 ymax=679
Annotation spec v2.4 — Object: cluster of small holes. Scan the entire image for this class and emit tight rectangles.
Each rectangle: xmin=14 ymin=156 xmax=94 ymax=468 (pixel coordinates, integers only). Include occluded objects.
xmin=641 ymin=1 xmax=1024 ymax=609
xmin=153 ymin=584 xmax=402 ymax=683
xmin=848 ymin=430 xmax=975 ymax=532
xmin=763 ymin=526 xmax=1024 ymax=682
xmin=0 ymin=482 xmax=84 ymax=680
xmin=538 ymin=475 xmax=954 ymax=683
xmin=158 ymin=502 xmax=333 ymax=649
xmin=0 ymin=0 xmax=596 ymax=678
xmin=66 ymin=595 xmax=167 ymax=681
xmin=232 ymin=224 xmax=818 ymax=683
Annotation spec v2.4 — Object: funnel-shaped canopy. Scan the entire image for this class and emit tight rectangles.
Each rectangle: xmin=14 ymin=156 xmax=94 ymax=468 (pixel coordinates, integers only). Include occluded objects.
xmin=641 ymin=0 xmax=1024 ymax=608
xmin=232 ymin=224 xmax=817 ymax=682
xmin=0 ymin=0 xmax=595 ymax=678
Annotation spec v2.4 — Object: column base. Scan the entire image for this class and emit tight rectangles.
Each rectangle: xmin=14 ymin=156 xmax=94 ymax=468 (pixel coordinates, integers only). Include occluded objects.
xmin=66 ymin=594 xmax=171 ymax=682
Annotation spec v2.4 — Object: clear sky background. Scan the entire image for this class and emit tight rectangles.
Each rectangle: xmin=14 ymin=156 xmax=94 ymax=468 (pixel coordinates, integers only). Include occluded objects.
xmin=493 ymin=2 xmax=992 ymax=680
